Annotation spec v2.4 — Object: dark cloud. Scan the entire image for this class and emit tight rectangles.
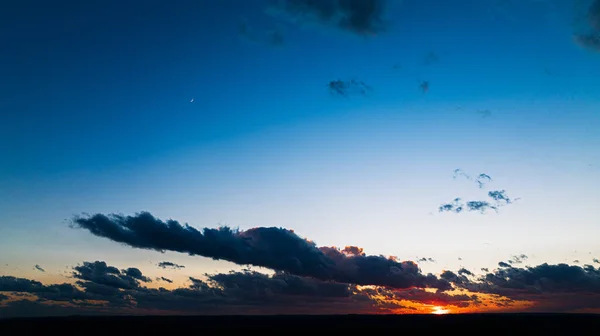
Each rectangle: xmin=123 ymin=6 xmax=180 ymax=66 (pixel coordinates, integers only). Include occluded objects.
xmin=574 ymin=33 xmax=600 ymax=52
xmin=488 ymin=190 xmax=513 ymax=204
xmin=124 ymin=267 xmax=152 ymax=283
xmin=70 ymin=212 xmax=451 ymax=292
xmin=267 ymin=0 xmax=387 ymax=36
xmin=34 ymin=265 xmax=45 ymax=272
xmin=0 ymin=276 xmax=89 ymax=302
xmin=158 ymin=277 xmax=173 ymax=283
xmin=590 ymin=0 xmax=600 ymax=31
xmin=3 ymin=258 xmax=600 ymax=316
xmin=508 ymin=254 xmax=528 ymax=265
xmin=328 ymin=79 xmax=371 ymax=97
xmin=419 ymin=80 xmax=429 ymax=93
xmin=208 ymin=270 xmax=352 ymax=300
xmin=0 ymin=260 xmax=385 ymax=317
xmin=593 ymin=258 xmax=599 ymax=264
xmin=157 ymin=261 xmax=185 ymax=270
xmin=444 ymin=262 xmax=600 ymax=312
xmin=574 ymin=0 xmax=600 ymax=52
xmin=457 ymin=268 xmax=474 ymax=277
xmin=72 ymin=261 xmax=151 ymax=291
xmin=438 ymin=197 xmax=498 ymax=214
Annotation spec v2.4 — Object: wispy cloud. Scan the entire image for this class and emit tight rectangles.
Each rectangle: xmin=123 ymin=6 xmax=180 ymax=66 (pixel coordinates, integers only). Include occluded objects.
xmin=158 ymin=277 xmax=173 ymax=283
xmin=439 ymin=170 xmax=518 ymax=214
xmin=328 ymin=79 xmax=372 ymax=97
xmin=573 ymin=0 xmax=600 ymax=52
xmin=266 ymin=0 xmax=388 ymax=36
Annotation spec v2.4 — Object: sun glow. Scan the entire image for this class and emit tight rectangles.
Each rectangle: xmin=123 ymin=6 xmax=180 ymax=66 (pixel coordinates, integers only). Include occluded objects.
xmin=431 ymin=306 xmax=450 ymax=315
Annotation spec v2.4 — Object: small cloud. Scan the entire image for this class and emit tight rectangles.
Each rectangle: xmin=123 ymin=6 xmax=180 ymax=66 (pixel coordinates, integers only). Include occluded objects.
xmin=34 ymin=265 xmax=45 ymax=273
xmin=453 ymin=169 xmax=471 ymax=181
xmin=453 ymin=169 xmax=492 ymax=188
xmin=476 ymin=174 xmax=492 ymax=188
xmin=268 ymin=29 xmax=285 ymax=46
xmin=419 ymin=80 xmax=429 ymax=93
xmin=476 ymin=110 xmax=492 ymax=118
xmin=328 ymin=79 xmax=372 ymax=97
xmin=439 ymin=199 xmax=498 ymax=214
xmin=422 ymin=51 xmax=439 ymax=66
xmin=158 ymin=277 xmax=173 ymax=283
xmin=507 ymin=254 xmax=528 ymax=265
xmin=157 ymin=261 xmax=185 ymax=270
xmin=574 ymin=33 xmax=600 ymax=52
xmin=417 ymin=257 xmax=436 ymax=263
xmin=488 ymin=190 xmax=512 ymax=204
xmin=457 ymin=268 xmax=473 ymax=277
xmin=123 ymin=267 xmax=152 ymax=283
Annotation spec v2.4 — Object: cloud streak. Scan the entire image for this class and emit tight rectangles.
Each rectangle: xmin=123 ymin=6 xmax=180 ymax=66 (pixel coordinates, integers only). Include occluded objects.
xmin=70 ymin=212 xmax=451 ymax=292
xmin=157 ymin=261 xmax=185 ymax=270
xmin=328 ymin=79 xmax=372 ymax=97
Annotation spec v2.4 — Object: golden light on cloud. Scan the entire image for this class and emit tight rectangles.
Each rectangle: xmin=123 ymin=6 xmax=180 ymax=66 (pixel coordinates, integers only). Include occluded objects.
xmin=357 ymin=285 xmax=537 ymax=315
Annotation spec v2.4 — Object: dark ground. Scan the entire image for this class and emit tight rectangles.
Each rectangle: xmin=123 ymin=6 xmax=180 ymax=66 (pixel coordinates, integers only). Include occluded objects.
xmin=1 ymin=314 xmax=599 ymax=333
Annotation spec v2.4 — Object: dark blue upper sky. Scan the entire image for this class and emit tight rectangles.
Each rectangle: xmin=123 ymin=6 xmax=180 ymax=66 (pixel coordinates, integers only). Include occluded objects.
xmin=2 ymin=0 xmax=598 ymax=180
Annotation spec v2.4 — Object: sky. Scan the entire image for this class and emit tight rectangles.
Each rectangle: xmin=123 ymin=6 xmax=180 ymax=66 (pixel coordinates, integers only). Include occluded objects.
xmin=1 ymin=0 xmax=600 ymax=318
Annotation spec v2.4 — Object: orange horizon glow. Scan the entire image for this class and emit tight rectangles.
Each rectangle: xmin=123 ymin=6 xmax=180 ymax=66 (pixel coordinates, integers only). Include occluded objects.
xmin=431 ymin=306 xmax=450 ymax=315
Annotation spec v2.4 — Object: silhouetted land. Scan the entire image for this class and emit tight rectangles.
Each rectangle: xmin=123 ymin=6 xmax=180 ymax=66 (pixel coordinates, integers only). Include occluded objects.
xmin=1 ymin=314 xmax=599 ymax=332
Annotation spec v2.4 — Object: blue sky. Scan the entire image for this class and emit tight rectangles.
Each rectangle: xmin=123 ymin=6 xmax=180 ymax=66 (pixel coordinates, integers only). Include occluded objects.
xmin=1 ymin=0 xmax=600 ymax=316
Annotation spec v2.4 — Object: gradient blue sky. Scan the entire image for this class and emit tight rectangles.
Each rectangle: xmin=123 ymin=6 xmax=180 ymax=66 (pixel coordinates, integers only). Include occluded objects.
xmin=1 ymin=0 xmax=600 ymax=299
